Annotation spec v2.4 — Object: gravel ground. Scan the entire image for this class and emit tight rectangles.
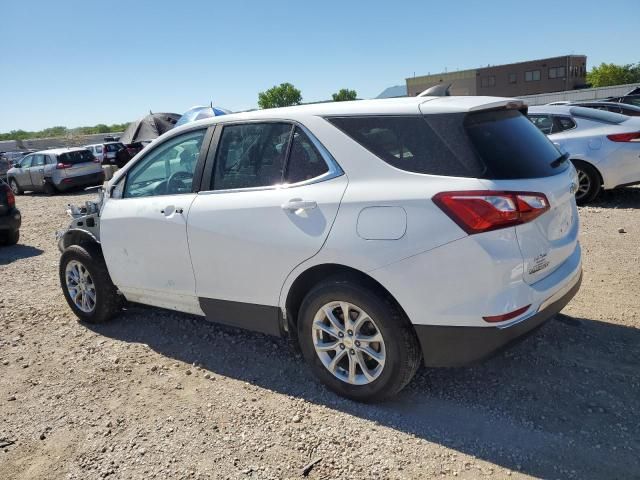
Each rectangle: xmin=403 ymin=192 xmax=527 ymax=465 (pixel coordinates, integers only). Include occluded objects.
xmin=1 ymin=188 xmax=639 ymax=480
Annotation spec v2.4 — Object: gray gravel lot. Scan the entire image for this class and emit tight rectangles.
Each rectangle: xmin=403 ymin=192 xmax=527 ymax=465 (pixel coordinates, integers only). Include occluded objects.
xmin=1 ymin=188 xmax=639 ymax=479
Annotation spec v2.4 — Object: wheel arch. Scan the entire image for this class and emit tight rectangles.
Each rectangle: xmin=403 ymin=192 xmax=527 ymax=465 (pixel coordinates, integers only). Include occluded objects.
xmin=59 ymin=228 xmax=100 ymax=252
xmin=283 ymin=263 xmax=411 ymax=332
xmin=571 ymin=158 xmax=604 ymax=187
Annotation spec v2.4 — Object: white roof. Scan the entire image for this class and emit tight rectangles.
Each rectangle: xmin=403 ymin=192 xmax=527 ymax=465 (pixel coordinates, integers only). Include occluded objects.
xmin=32 ymin=147 xmax=88 ymax=155
xmin=172 ymin=96 xmax=524 ymax=134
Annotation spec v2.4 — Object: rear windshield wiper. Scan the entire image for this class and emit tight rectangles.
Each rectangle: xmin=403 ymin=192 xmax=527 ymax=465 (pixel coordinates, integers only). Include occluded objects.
xmin=550 ymin=152 xmax=570 ymax=168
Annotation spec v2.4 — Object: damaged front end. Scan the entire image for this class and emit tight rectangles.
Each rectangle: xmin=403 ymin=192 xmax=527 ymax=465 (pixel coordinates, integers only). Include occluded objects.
xmin=56 ymin=187 xmax=104 ymax=252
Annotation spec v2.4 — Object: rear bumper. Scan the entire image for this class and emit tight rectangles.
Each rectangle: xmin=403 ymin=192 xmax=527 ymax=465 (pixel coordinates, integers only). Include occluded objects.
xmin=416 ymin=271 xmax=582 ymax=367
xmin=56 ymin=171 xmax=105 ymax=190
xmin=0 ymin=208 xmax=21 ymax=232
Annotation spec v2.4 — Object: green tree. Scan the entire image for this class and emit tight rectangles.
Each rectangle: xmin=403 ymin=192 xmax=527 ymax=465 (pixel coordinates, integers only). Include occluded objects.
xmin=332 ymin=88 xmax=357 ymax=102
xmin=258 ymin=83 xmax=302 ymax=109
xmin=587 ymin=62 xmax=640 ymax=87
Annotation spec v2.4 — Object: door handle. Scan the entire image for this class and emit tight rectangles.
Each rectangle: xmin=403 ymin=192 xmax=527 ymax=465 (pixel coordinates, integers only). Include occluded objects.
xmin=160 ymin=207 xmax=184 ymax=215
xmin=38 ymin=169 xmax=44 ymax=173
xmin=281 ymin=199 xmax=317 ymax=212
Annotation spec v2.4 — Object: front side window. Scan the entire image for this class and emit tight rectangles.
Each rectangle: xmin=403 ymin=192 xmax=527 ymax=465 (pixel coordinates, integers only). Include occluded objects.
xmin=213 ymin=123 xmax=292 ymax=190
xmin=124 ymin=129 xmax=205 ymax=198
xmin=285 ymin=128 xmax=329 ymax=183
xmin=20 ymin=155 xmax=33 ymax=168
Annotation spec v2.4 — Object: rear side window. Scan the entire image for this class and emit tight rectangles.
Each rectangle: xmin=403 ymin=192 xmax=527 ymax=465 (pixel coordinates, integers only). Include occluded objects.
xmin=213 ymin=123 xmax=292 ymax=190
xmin=58 ymin=150 xmax=95 ymax=165
xmin=328 ymin=110 xmax=567 ymax=180
xmin=554 ymin=116 xmax=576 ymax=132
xmin=105 ymin=143 xmax=122 ymax=152
xmin=327 ymin=116 xmax=485 ymax=177
xmin=285 ymin=128 xmax=329 ymax=183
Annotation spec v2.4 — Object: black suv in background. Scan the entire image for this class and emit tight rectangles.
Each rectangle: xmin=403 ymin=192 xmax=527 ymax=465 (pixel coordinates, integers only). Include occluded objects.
xmin=0 ymin=179 xmax=21 ymax=245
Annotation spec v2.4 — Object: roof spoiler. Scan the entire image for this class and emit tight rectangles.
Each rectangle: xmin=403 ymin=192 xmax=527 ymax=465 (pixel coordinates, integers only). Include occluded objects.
xmin=417 ymin=83 xmax=452 ymax=97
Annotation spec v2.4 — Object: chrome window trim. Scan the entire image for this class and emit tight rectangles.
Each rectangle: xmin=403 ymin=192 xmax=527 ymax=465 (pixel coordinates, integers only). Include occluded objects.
xmin=198 ymin=119 xmax=344 ymax=195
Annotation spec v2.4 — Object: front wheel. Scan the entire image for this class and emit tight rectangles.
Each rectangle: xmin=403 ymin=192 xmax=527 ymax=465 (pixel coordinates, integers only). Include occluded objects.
xmin=59 ymin=244 xmax=121 ymax=323
xmin=298 ymin=278 xmax=422 ymax=402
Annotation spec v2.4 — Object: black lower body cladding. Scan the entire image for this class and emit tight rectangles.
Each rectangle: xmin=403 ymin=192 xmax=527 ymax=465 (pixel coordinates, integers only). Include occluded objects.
xmin=415 ymin=272 xmax=582 ymax=367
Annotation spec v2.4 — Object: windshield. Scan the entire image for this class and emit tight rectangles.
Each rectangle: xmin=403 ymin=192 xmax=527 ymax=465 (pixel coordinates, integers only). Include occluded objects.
xmin=569 ymin=106 xmax=628 ymax=124
xmin=58 ymin=150 xmax=95 ymax=164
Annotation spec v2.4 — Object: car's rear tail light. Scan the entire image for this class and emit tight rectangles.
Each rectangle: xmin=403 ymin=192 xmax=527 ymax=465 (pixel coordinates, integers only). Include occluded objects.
xmin=432 ymin=191 xmax=550 ymax=234
xmin=483 ymin=305 xmax=531 ymax=323
xmin=4 ymin=185 xmax=15 ymax=208
xmin=607 ymin=131 xmax=640 ymax=142
xmin=56 ymin=162 xmax=72 ymax=169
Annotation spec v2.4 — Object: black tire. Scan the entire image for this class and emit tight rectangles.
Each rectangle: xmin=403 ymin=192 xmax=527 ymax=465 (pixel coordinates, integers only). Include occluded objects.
xmin=297 ymin=277 xmax=422 ymax=402
xmin=0 ymin=229 xmax=19 ymax=246
xmin=59 ymin=244 xmax=121 ymax=323
xmin=572 ymin=161 xmax=601 ymax=205
xmin=9 ymin=178 xmax=22 ymax=195
xmin=43 ymin=181 xmax=56 ymax=195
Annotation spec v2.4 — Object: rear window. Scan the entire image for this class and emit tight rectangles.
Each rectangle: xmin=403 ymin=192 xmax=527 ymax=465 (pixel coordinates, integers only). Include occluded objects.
xmin=105 ymin=143 xmax=124 ymax=152
xmin=58 ymin=150 xmax=95 ymax=164
xmin=569 ymin=106 xmax=628 ymax=124
xmin=328 ymin=109 xmax=567 ymax=179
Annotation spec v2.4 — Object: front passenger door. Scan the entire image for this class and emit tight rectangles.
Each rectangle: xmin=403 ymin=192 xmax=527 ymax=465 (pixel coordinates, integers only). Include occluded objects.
xmin=100 ymin=128 xmax=211 ymax=314
xmin=14 ymin=155 xmax=34 ymax=190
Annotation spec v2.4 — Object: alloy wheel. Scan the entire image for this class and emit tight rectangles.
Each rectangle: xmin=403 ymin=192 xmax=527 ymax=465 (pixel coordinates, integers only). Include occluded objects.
xmin=575 ymin=168 xmax=591 ymax=202
xmin=312 ymin=301 xmax=386 ymax=385
xmin=65 ymin=260 xmax=97 ymax=313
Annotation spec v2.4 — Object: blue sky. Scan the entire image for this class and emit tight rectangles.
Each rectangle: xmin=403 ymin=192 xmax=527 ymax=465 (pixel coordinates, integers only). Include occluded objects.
xmin=0 ymin=0 xmax=637 ymax=132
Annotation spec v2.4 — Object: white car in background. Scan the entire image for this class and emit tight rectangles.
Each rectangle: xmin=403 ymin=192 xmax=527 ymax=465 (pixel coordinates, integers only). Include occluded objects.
xmin=528 ymin=105 xmax=640 ymax=204
xmin=57 ymin=97 xmax=582 ymax=401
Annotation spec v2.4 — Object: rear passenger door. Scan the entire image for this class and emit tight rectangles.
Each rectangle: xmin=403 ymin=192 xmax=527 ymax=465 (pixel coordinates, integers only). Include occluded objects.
xmin=187 ymin=122 xmax=347 ymax=334
xmin=29 ymin=154 xmax=46 ymax=191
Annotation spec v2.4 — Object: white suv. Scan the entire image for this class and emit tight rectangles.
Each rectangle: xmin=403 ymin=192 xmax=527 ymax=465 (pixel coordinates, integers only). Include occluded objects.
xmin=57 ymin=97 xmax=582 ymax=401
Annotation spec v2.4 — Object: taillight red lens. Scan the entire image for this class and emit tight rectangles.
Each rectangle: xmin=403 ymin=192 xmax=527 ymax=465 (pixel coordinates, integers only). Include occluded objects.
xmin=432 ymin=191 xmax=550 ymax=234
xmin=483 ymin=304 xmax=531 ymax=323
xmin=56 ymin=162 xmax=72 ymax=169
xmin=4 ymin=185 xmax=15 ymax=208
xmin=607 ymin=132 xmax=640 ymax=142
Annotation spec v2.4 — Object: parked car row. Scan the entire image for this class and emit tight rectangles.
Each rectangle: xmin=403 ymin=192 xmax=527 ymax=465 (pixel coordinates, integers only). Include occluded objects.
xmin=528 ymin=105 xmax=640 ymax=204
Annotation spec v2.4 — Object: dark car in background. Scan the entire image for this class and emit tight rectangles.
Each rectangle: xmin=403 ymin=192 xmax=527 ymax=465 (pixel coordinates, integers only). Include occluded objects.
xmin=575 ymin=101 xmax=640 ymax=116
xmin=0 ymin=179 xmax=21 ymax=245
xmin=604 ymin=94 xmax=640 ymax=108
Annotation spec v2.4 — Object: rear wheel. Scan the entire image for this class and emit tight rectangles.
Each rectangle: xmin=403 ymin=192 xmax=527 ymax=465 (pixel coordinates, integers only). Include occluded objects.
xmin=9 ymin=179 xmax=22 ymax=195
xmin=59 ymin=244 xmax=121 ymax=323
xmin=0 ymin=229 xmax=19 ymax=246
xmin=572 ymin=161 xmax=601 ymax=205
xmin=298 ymin=278 xmax=421 ymax=402
xmin=43 ymin=181 xmax=56 ymax=195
